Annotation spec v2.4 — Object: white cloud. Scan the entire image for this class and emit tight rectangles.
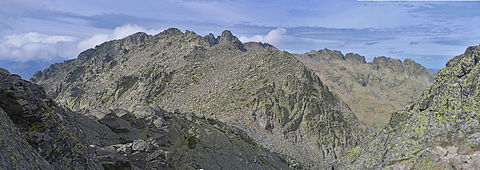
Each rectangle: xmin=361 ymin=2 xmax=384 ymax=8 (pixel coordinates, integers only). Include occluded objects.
xmin=77 ymin=24 xmax=163 ymax=51
xmin=113 ymin=24 xmax=148 ymax=39
xmin=0 ymin=32 xmax=75 ymax=62
xmin=0 ymin=24 xmax=164 ymax=62
xmin=3 ymin=32 xmax=74 ymax=47
xmin=239 ymin=28 xmax=288 ymax=46
xmin=77 ymin=34 xmax=110 ymax=52
xmin=238 ymin=28 xmax=346 ymax=52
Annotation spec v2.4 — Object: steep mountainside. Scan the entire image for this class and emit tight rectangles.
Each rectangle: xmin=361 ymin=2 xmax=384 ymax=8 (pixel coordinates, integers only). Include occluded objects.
xmin=32 ymin=29 xmax=366 ymax=168
xmin=341 ymin=45 xmax=480 ymax=169
xmin=296 ymin=50 xmax=434 ymax=129
xmin=0 ymin=68 xmax=290 ymax=169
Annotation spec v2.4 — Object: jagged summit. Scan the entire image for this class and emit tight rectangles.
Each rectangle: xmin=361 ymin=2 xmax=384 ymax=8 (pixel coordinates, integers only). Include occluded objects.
xmin=158 ymin=27 xmax=183 ymax=36
xmin=345 ymin=53 xmax=366 ymax=64
xmin=218 ymin=30 xmax=235 ymax=42
xmin=204 ymin=33 xmax=218 ymax=45
xmin=306 ymin=48 xmax=345 ymax=60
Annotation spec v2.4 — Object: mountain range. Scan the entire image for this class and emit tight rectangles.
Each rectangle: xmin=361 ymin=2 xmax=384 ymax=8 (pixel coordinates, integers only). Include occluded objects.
xmin=0 ymin=28 xmax=478 ymax=169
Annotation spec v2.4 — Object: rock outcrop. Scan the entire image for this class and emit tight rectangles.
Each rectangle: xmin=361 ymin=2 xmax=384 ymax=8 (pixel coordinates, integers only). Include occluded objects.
xmin=89 ymin=107 xmax=290 ymax=169
xmin=341 ymin=45 xmax=480 ymax=169
xmin=0 ymin=68 xmax=101 ymax=169
xmin=0 ymin=107 xmax=52 ymax=169
xmin=32 ymin=29 xmax=366 ymax=168
xmin=296 ymin=49 xmax=434 ymax=130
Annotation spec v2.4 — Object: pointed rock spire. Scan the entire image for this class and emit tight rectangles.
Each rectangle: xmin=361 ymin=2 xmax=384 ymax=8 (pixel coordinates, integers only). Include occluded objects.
xmin=217 ymin=30 xmax=245 ymax=51
xmin=204 ymin=33 xmax=218 ymax=46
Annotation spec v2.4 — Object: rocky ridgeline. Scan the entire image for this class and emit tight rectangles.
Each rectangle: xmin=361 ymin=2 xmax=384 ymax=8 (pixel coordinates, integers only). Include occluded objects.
xmin=297 ymin=49 xmax=434 ymax=130
xmin=32 ymin=28 xmax=366 ymax=168
xmin=341 ymin=45 xmax=480 ymax=169
xmin=0 ymin=68 xmax=289 ymax=169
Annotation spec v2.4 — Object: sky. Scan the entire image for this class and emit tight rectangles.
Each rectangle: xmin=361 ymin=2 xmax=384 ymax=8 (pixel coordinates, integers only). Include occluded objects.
xmin=0 ymin=0 xmax=479 ymax=78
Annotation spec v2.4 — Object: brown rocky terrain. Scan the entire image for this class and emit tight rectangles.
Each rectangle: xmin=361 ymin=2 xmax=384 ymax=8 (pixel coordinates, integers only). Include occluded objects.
xmin=296 ymin=49 xmax=434 ymax=130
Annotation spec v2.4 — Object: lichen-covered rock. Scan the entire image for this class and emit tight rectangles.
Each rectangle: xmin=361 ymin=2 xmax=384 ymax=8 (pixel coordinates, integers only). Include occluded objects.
xmin=340 ymin=44 xmax=480 ymax=169
xmin=32 ymin=28 xmax=366 ymax=168
xmin=296 ymin=49 xmax=434 ymax=130
xmin=0 ymin=107 xmax=53 ymax=169
xmin=0 ymin=69 xmax=101 ymax=169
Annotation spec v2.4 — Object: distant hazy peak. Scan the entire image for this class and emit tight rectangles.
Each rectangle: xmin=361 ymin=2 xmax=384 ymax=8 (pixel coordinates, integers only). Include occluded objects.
xmin=344 ymin=53 xmax=366 ymax=64
xmin=305 ymin=48 xmax=344 ymax=61
xmin=371 ymin=56 xmax=402 ymax=64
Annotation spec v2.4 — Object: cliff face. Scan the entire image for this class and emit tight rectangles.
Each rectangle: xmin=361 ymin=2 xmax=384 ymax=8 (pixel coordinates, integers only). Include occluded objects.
xmin=296 ymin=50 xmax=434 ymax=130
xmin=32 ymin=29 xmax=366 ymax=168
xmin=342 ymin=45 xmax=480 ymax=169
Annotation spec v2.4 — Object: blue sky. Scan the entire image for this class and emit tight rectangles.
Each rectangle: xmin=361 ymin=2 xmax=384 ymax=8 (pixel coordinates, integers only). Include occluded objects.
xmin=0 ymin=0 xmax=479 ymax=78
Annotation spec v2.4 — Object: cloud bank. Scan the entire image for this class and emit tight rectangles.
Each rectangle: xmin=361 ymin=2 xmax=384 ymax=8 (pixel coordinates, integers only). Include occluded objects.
xmin=0 ymin=32 xmax=75 ymax=62
xmin=0 ymin=24 xmax=163 ymax=62
xmin=77 ymin=24 xmax=163 ymax=52
xmin=239 ymin=28 xmax=288 ymax=46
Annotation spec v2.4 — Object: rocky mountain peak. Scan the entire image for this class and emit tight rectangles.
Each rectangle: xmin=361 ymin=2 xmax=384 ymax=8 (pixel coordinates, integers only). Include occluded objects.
xmin=371 ymin=56 xmax=404 ymax=72
xmin=445 ymin=44 xmax=479 ymax=77
xmin=372 ymin=56 xmax=402 ymax=64
xmin=159 ymin=28 xmax=183 ymax=36
xmin=344 ymin=53 xmax=366 ymax=63
xmin=319 ymin=48 xmax=345 ymax=60
xmin=204 ymin=33 xmax=218 ymax=46
xmin=370 ymin=56 xmax=432 ymax=76
xmin=218 ymin=30 xmax=235 ymax=42
xmin=403 ymin=58 xmax=431 ymax=75
xmin=306 ymin=48 xmax=345 ymax=61
xmin=217 ymin=30 xmax=246 ymax=51
xmin=0 ymin=68 xmax=9 ymax=74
